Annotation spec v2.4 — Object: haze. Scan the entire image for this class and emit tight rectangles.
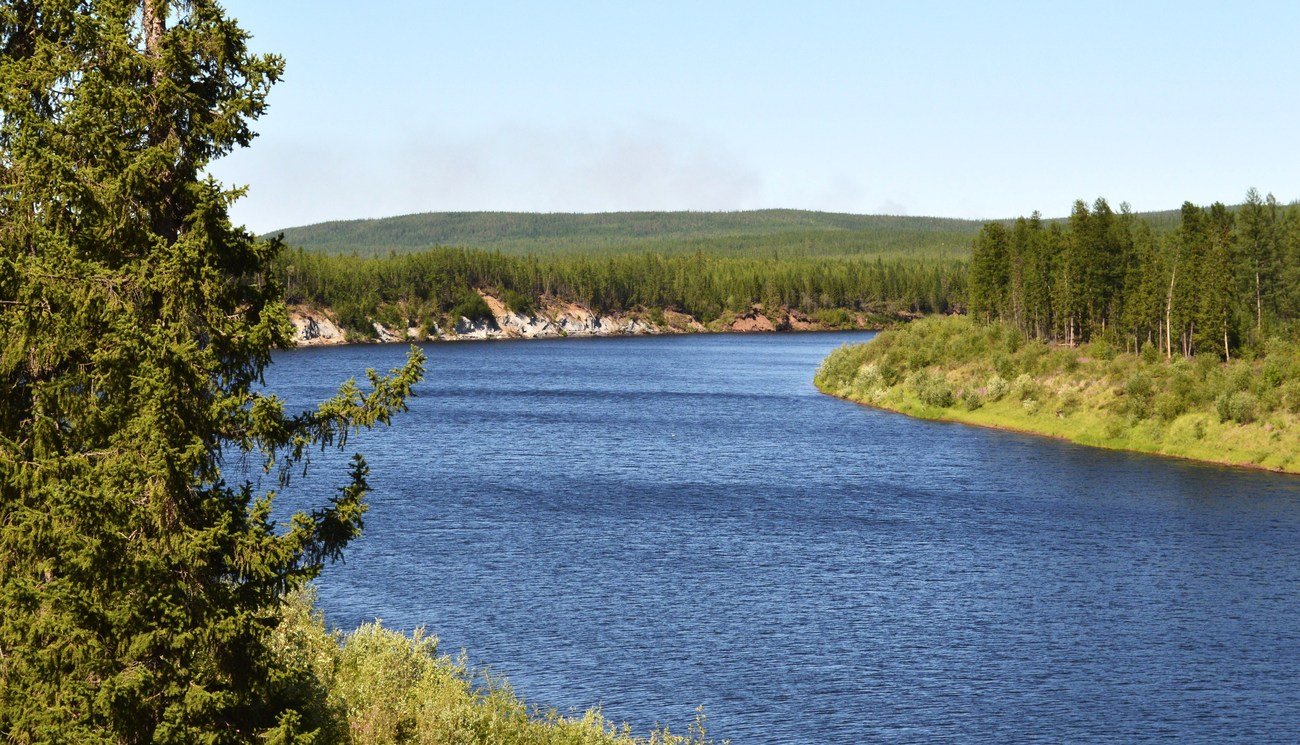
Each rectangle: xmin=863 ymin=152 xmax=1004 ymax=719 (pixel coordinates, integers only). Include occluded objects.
xmin=209 ymin=0 xmax=1300 ymax=233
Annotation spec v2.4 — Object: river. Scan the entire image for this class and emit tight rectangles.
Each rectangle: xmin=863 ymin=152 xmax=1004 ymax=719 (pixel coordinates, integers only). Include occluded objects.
xmin=265 ymin=331 xmax=1300 ymax=743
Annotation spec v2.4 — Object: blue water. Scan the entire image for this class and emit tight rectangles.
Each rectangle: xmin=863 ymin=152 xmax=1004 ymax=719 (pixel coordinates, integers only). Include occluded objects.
xmin=264 ymin=332 xmax=1300 ymax=743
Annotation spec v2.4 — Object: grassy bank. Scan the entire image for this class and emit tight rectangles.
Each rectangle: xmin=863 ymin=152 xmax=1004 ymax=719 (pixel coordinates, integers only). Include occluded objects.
xmin=269 ymin=593 xmax=718 ymax=744
xmin=815 ymin=316 xmax=1300 ymax=473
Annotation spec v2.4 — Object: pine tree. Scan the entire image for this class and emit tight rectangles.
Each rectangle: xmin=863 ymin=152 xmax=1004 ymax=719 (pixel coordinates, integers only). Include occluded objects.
xmin=0 ymin=2 xmax=424 ymax=740
xmin=1238 ymin=188 xmax=1281 ymax=339
xmin=1199 ymin=203 xmax=1238 ymax=359
xmin=969 ymin=222 xmax=1009 ymax=322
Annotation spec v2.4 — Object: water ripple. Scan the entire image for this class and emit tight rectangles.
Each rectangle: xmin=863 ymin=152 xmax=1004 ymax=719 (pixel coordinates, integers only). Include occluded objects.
xmin=265 ymin=333 xmax=1300 ymax=744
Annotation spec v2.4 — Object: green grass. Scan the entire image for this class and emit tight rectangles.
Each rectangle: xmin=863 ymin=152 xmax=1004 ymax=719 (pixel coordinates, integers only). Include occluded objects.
xmin=270 ymin=592 xmax=721 ymax=744
xmin=815 ymin=316 xmax=1300 ymax=474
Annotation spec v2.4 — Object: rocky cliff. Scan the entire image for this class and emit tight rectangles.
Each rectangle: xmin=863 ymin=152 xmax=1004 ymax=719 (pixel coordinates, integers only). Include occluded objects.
xmin=288 ymin=292 xmax=884 ymax=347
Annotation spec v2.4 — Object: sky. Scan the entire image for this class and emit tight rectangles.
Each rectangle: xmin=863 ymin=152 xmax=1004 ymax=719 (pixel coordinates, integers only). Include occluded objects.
xmin=209 ymin=1 xmax=1300 ymax=233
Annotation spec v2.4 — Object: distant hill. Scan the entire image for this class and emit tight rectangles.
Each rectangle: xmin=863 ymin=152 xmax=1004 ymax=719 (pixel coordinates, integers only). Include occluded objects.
xmin=264 ymin=205 xmax=1229 ymax=259
xmin=266 ymin=209 xmax=987 ymax=258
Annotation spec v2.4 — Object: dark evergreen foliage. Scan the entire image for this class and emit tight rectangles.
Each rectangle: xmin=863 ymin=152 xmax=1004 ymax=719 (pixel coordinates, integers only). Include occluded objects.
xmin=269 ymin=210 xmax=986 ymax=258
xmin=967 ymin=193 xmax=1300 ymax=358
xmin=277 ymin=248 xmax=966 ymax=329
xmin=0 ymin=3 xmax=423 ymax=740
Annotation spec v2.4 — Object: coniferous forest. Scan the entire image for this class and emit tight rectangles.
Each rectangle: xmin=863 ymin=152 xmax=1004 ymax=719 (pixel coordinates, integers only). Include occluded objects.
xmin=0 ymin=3 xmax=710 ymax=742
xmin=276 ymin=248 xmax=965 ymax=332
xmin=818 ymin=191 xmax=1300 ymax=474
xmin=4 ymin=1 xmax=1300 ymax=742
xmin=968 ymin=191 xmax=1300 ymax=358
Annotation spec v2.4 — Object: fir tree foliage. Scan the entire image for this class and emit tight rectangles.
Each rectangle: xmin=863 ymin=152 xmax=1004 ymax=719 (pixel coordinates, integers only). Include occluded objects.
xmin=967 ymin=192 xmax=1300 ymax=359
xmin=0 ymin=2 xmax=424 ymax=741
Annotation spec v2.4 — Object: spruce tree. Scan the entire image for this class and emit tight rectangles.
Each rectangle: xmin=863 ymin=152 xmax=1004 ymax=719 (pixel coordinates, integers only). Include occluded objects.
xmin=1238 ymin=188 xmax=1281 ymax=338
xmin=0 ymin=2 xmax=423 ymax=740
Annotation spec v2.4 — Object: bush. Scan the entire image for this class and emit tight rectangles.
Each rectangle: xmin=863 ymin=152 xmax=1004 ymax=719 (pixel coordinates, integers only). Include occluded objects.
xmin=986 ymin=374 xmax=1010 ymax=402
xmin=990 ymin=352 xmax=1016 ymax=379
xmin=1216 ymin=391 xmax=1258 ymax=424
xmin=501 ymin=288 xmax=536 ymax=316
xmin=1085 ymin=336 xmax=1118 ymax=361
xmin=374 ymin=303 xmax=407 ymax=331
xmin=814 ymin=343 xmax=873 ymax=392
xmin=961 ymin=388 xmax=984 ymax=411
xmin=813 ymin=308 xmax=855 ymax=328
xmin=853 ymin=362 xmax=886 ymax=393
xmin=1011 ymin=373 xmax=1039 ymax=401
xmin=450 ymin=291 xmax=493 ymax=323
xmin=1058 ymin=391 xmax=1081 ymax=417
xmin=913 ymin=371 xmax=955 ymax=408
xmin=272 ymin=593 xmax=717 ymax=745
xmin=1152 ymin=392 xmax=1188 ymax=422
xmin=1123 ymin=372 xmax=1155 ymax=418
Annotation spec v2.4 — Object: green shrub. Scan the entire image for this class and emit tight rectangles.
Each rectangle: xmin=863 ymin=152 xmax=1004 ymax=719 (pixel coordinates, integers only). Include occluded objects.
xmin=986 ymin=374 xmax=1010 ymax=402
xmin=1011 ymin=373 xmax=1039 ymax=401
xmin=853 ymin=362 xmax=886 ymax=393
xmin=814 ymin=343 xmax=874 ymax=392
xmin=961 ymin=388 xmax=984 ymax=411
xmin=1152 ymin=392 xmax=1188 ymax=422
xmin=812 ymin=308 xmax=854 ymax=328
xmin=501 ymin=288 xmax=536 ymax=316
xmin=1193 ymin=418 xmax=1207 ymax=440
xmin=1086 ymin=336 xmax=1118 ymax=361
xmin=336 ymin=302 xmax=373 ymax=337
xmin=1058 ymin=391 xmax=1081 ymax=417
xmin=991 ymin=352 xmax=1016 ymax=379
xmin=374 ymin=303 xmax=407 ymax=331
xmin=1216 ymin=390 xmax=1258 ymax=424
xmin=450 ymin=291 xmax=493 ymax=323
xmin=272 ymin=593 xmax=717 ymax=745
xmin=1123 ymin=372 xmax=1155 ymax=418
xmin=910 ymin=370 xmax=955 ymax=408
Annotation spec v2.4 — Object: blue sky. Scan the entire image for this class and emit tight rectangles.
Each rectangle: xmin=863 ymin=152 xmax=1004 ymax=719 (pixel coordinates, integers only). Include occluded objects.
xmin=210 ymin=1 xmax=1300 ymax=232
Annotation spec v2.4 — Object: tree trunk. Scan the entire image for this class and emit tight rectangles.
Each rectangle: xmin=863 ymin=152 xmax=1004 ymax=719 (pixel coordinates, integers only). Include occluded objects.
xmin=1256 ymin=271 xmax=1262 ymax=336
xmin=1165 ymin=268 xmax=1176 ymax=359
xmin=142 ymin=1 xmax=180 ymax=243
xmin=143 ymin=0 xmax=165 ymax=57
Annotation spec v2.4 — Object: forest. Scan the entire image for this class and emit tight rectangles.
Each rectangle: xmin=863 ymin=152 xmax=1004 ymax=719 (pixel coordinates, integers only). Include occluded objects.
xmin=818 ymin=189 xmax=1300 ymax=473
xmin=968 ymin=190 xmax=1300 ymax=357
xmin=271 ymin=208 xmax=986 ymax=257
xmin=0 ymin=2 xmax=721 ymax=741
xmin=277 ymin=247 xmax=966 ymax=333
xmin=273 ymin=200 xmax=1278 ymax=340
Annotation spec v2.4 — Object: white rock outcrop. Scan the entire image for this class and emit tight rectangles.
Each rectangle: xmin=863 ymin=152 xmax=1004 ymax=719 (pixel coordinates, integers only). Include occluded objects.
xmin=291 ymin=311 xmax=346 ymax=346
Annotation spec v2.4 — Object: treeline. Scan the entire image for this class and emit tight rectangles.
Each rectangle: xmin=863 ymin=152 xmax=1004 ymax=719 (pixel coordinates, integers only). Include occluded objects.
xmin=969 ymin=190 xmax=1300 ymax=358
xmin=271 ymin=209 xmax=986 ymax=257
xmin=277 ymin=247 xmax=966 ymax=330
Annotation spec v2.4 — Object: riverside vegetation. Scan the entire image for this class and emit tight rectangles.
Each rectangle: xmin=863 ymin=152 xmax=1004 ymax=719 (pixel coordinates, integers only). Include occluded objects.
xmin=277 ymin=248 xmax=963 ymax=342
xmin=0 ymin=3 xmax=715 ymax=742
xmin=819 ymin=192 xmax=1300 ymax=473
xmin=269 ymin=203 xmax=1237 ymax=344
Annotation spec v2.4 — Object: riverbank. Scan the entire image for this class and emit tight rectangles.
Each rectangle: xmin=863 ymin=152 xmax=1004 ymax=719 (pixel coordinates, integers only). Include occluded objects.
xmin=272 ymin=592 xmax=714 ymax=745
xmin=815 ymin=316 xmax=1300 ymax=474
xmin=290 ymin=291 xmax=898 ymax=346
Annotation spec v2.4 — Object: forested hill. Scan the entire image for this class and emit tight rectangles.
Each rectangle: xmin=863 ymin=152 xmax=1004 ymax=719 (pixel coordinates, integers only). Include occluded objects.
xmin=267 ymin=209 xmax=986 ymax=258
xmin=266 ymin=206 xmax=1237 ymax=259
